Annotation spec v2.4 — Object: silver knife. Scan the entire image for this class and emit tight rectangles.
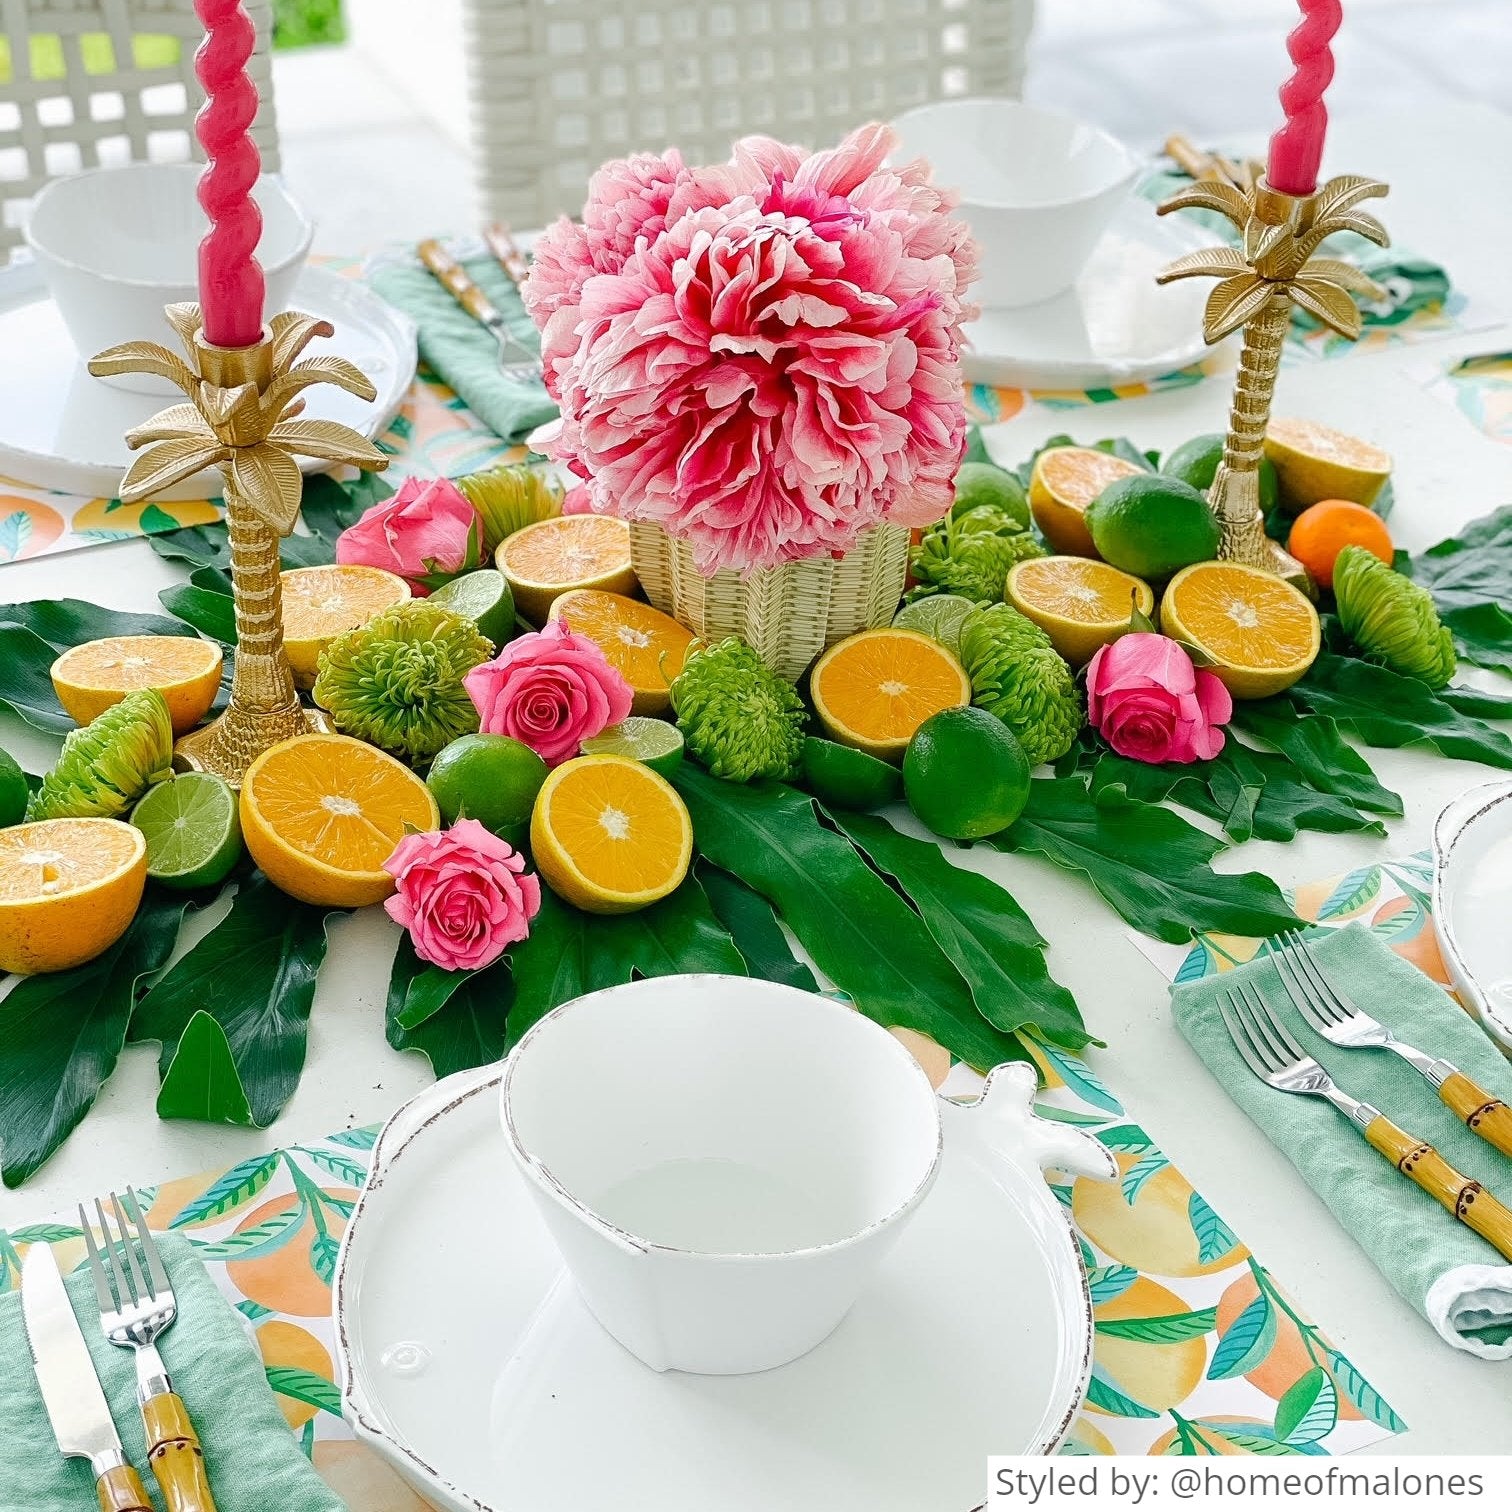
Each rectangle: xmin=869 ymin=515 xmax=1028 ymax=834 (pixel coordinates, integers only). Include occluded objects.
xmin=21 ymin=1242 xmax=153 ymax=1512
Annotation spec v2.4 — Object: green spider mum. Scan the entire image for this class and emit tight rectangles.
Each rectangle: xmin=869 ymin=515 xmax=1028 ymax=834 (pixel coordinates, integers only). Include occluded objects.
xmin=670 ymin=638 xmax=808 ymax=782
xmin=957 ymin=603 xmax=1083 ymax=766
xmin=1334 ymin=545 xmax=1457 ymax=689
xmin=27 ymin=688 xmax=175 ymax=821
xmin=458 ymin=463 xmax=563 ymax=555
xmin=907 ymin=508 xmax=1046 ymax=604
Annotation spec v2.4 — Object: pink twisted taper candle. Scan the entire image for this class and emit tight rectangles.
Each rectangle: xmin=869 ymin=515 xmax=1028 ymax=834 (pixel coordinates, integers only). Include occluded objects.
xmin=1266 ymin=0 xmax=1342 ymax=197
xmin=194 ymin=0 xmax=264 ymax=347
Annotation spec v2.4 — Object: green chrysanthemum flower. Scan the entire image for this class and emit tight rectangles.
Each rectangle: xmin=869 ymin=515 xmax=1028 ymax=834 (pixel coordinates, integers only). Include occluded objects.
xmin=957 ymin=603 xmax=1083 ymax=766
xmin=458 ymin=463 xmax=563 ymax=555
xmin=907 ymin=510 xmax=1046 ymax=604
xmin=27 ymin=688 xmax=174 ymax=820
xmin=670 ymin=638 xmax=808 ymax=782
xmin=1334 ymin=545 xmax=1457 ymax=689
xmin=314 ymin=602 xmax=493 ymax=766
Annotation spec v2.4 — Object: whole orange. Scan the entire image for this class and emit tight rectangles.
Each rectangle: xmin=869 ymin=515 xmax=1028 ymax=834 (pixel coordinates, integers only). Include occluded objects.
xmin=1287 ymin=500 xmax=1393 ymax=589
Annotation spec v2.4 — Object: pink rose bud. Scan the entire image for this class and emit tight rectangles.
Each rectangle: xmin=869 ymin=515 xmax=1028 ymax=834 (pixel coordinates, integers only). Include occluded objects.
xmin=383 ymin=818 xmax=542 ymax=973
xmin=1086 ymin=632 xmax=1233 ymax=765
xmin=463 ymin=618 xmax=634 ymax=766
xmin=335 ymin=476 xmax=483 ymax=594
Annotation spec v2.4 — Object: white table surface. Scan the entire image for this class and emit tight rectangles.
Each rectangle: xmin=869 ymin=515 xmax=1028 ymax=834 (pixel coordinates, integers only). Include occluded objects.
xmin=3 ymin=102 xmax=1512 ymax=1454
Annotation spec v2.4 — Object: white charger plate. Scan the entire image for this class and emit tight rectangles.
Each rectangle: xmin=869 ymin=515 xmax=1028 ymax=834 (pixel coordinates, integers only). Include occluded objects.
xmin=335 ymin=1061 xmax=1105 ymax=1512
xmin=961 ymin=197 xmax=1225 ymax=392
xmin=0 ymin=259 xmax=416 ymax=501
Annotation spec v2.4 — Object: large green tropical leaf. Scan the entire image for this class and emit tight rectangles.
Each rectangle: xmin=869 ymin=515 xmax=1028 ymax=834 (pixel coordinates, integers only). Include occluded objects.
xmin=1406 ymin=504 xmax=1512 ymax=674
xmin=159 ymin=566 xmax=237 ymax=644
xmin=0 ymin=892 xmax=191 ymax=1186
xmin=698 ymin=864 xmax=819 ymax=992
xmin=155 ymin=1009 xmax=255 ymax=1124
xmin=0 ymin=625 xmax=73 ymax=731
xmin=385 ymin=936 xmax=512 ymax=1078
xmin=989 ymin=777 xmax=1301 ymax=944
xmin=674 ymin=769 xmax=1028 ymax=1071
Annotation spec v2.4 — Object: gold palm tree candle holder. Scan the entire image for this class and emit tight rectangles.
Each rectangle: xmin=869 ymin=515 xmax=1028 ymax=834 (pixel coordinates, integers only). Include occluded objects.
xmin=1155 ymin=172 xmax=1389 ymax=577
xmin=89 ymin=305 xmax=389 ymax=784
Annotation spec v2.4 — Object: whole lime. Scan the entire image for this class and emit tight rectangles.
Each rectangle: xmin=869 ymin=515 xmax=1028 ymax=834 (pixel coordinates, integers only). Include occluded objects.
xmin=426 ymin=734 xmax=548 ymax=835
xmin=951 ymin=461 xmax=1030 ymax=531
xmin=903 ymin=707 xmax=1031 ymax=840
xmin=801 ymin=737 xmax=902 ymax=812
xmin=1163 ymin=433 xmax=1278 ymax=515
xmin=0 ymin=747 xmax=29 ymax=828
xmin=1086 ymin=474 xmax=1221 ymax=579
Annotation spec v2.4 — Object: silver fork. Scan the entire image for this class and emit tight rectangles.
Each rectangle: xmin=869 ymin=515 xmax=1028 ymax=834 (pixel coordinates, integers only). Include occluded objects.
xmin=81 ymin=1189 xmax=219 ymax=1512
xmin=417 ymin=237 xmax=544 ymax=384
xmin=1218 ymin=981 xmax=1512 ymax=1261
xmin=1272 ymin=929 xmax=1512 ymax=1160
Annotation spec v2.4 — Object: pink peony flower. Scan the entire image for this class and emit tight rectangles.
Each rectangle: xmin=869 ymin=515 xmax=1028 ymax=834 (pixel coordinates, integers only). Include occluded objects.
xmin=463 ymin=618 xmax=633 ymax=765
xmin=560 ymin=484 xmax=595 ymax=516
xmin=384 ymin=819 xmax=541 ymax=972
xmin=335 ymin=477 xmax=482 ymax=594
xmin=524 ymin=124 xmax=977 ymax=570
xmin=1086 ymin=633 xmax=1233 ymax=765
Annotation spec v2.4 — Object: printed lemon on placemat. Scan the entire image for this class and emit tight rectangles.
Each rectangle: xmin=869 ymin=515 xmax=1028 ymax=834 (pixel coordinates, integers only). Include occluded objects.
xmin=530 ymin=754 xmax=692 ymax=914
xmin=498 ymin=515 xmax=636 ymax=623
xmin=0 ymin=817 xmax=146 ymax=974
xmin=1028 ymin=446 xmax=1145 ymax=557
xmin=1007 ymin=556 xmax=1154 ymax=665
xmin=1160 ymin=561 xmax=1321 ymax=699
xmin=810 ymin=628 xmax=971 ymax=762
xmin=547 ymin=590 xmax=695 ymax=715
xmin=240 ymin=734 xmax=439 ymax=908
xmin=51 ymin=635 xmax=222 ymax=734
xmin=1264 ymin=417 xmax=1391 ymax=511
xmin=281 ymin=564 xmax=411 ymax=688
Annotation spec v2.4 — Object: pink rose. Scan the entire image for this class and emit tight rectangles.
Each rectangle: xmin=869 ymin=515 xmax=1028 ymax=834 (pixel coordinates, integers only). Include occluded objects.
xmin=335 ymin=477 xmax=482 ymax=593
xmin=384 ymin=819 xmax=542 ymax=972
xmin=464 ymin=619 xmax=633 ymax=766
xmin=1086 ymin=632 xmax=1233 ymax=765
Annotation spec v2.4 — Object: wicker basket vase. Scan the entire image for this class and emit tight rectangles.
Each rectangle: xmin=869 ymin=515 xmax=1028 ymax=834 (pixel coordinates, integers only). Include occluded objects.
xmin=630 ymin=521 xmax=911 ymax=682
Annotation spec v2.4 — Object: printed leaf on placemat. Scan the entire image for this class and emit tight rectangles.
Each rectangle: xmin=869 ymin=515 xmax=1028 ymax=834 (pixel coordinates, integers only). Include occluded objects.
xmin=1316 ymin=864 xmax=1383 ymax=921
xmin=309 ymin=1230 xmax=341 ymax=1286
xmin=1086 ymin=1265 xmax=1139 ymax=1305
xmin=1083 ymin=1364 xmax=1160 ymax=1419
xmin=1096 ymin=1307 xmax=1217 ymax=1343
xmin=1275 ymin=1366 xmax=1339 ymax=1445
xmin=1326 ymin=1348 xmax=1408 ymax=1431
xmin=1189 ymin=1190 xmax=1240 ymax=1265
xmin=169 ymin=1151 xmax=284 ymax=1228
xmin=1121 ymin=1151 xmax=1169 ymax=1204
xmin=327 ymin=1127 xmax=379 ymax=1151
xmin=1035 ymin=1041 xmax=1123 ymax=1114
xmin=1207 ymin=1291 xmax=1277 ymax=1379
xmin=191 ymin=1203 xmax=305 ymax=1261
xmin=7 ymin=1223 xmax=81 ymax=1244
xmin=298 ymin=1146 xmax=369 ymax=1188
xmin=1192 ymin=1421 xmax=1316 ymax=1456
xmin=265 ymin=1365 xmax=344 ymax=1417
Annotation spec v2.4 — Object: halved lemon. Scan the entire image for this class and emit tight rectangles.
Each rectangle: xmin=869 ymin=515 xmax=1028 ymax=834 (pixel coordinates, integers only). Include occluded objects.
xmin=1028 ymin=447 xmax=1145 ymax=557
xmin=1007 ymin=556 xmax=1155 ymax=665
xmin=0 ymin=818 xmax=146 ymax=974
xmin=810 ymin=628 xmax=971 ymax=762
xmin=1160 ymin=561 xmax=1321 ymax=699
xmin=240 ymin=733 xmax=439 ymax=908
xmin=530 ymin=754 xmax=692 ymax=914
xmin=498 ymin=515 xmax=637 ymax=624
xmin=547 ymin=590 xmax=695 ymax=715
xmin=281 ymin=564 xmax=411 ymax=689
xmin=1264 ymin=417 xmax=1391 ymax=511
xmin=51 ymin=635 xmax=222 ymax=735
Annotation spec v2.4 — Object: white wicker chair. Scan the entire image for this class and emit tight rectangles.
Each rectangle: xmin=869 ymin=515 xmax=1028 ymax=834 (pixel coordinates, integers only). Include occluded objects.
xmin=462 ymin=0 xmax=1035 ymax=226
xmin=0 ymin=0 xmax=280 ymax=261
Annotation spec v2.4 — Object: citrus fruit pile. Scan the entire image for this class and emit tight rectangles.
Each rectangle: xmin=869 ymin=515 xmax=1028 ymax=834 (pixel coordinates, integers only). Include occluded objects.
xmin=498 ymin=515 xmax=637 ymax=623
xmin=548 ymin=590 xmax=694 ymax=715
xmin=1265 ymin=416 xmax=1391 ymax=511
xmin=1029 ymin=446 xmax=1145 ymax=557
xmin=281 ymin=564 xmax=412 ymax=687
xmin=51 ymin=636 xmax=222 ymax=735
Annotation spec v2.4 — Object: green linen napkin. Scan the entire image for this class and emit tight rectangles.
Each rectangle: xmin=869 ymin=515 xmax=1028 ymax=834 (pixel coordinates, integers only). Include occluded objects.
xmin=0 ymin=1232 xmax=346 ymax=1511
xmin=1173 ymin=923 xmax=1512 ymax=1359
xmin=368 ymin=254 xmax=558 ymax=447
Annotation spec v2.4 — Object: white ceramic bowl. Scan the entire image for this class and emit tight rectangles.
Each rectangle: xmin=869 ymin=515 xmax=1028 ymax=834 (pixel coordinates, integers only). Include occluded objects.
xmin=25 ymin=162 xmax=313 ymax=390
xmin=891 ymin=98 xmax=1141 ymax=310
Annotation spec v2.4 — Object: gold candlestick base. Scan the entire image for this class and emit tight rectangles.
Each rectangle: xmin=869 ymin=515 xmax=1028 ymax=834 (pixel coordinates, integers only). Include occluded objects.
xmin=1155 ymin=172 xmax=1390 ymax=583
xmin=89 ymin=306 xmax=388 ymax=785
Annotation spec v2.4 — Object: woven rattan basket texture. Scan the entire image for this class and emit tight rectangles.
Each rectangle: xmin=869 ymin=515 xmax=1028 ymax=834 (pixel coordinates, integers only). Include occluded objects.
xmin=630 ymin=520 xmax=909 ymax=681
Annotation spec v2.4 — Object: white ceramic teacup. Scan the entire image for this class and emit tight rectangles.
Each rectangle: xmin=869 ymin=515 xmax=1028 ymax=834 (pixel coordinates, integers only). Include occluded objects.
xmin=891 ymin=98 xmax=1141 ymax=310
xmin=24 ymin=162 xmax=313 ymax=392
xmin=500 ymin=975 xmax=945 ymax=1375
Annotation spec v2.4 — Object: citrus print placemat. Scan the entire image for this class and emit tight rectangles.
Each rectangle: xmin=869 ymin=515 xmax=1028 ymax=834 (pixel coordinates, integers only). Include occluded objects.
xmin=1415 ymin=352 xmax=1512 ymax=449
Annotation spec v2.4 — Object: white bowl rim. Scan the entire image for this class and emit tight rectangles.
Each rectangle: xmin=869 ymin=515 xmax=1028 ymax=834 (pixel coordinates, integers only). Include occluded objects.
xmin=23 ymin=161 xmax=314 ymax=290
xmin=890 ymin=97 xmax=1142 ymax=214
xmin=498 ymin=973 xmax=946 ymax=1263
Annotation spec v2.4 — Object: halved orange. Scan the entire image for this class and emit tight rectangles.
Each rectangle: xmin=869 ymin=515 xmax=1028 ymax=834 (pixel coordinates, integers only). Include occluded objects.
xmin=530 ymin=754 xmax=692 ymax=914
xmin=1007 ymin=556 xmax=1155 ymax=665
xmin=240 ymin=733 xmax=440 ymax=908
xmin=497 ymin=515 xmax=637 ymax=624
xmin=810 ymin=628 xmax=971 ymax=762
xmin=547 ymin=590 xmax=695 ymax=715
xmin=0 ymin=818 xmax=146 ymax=974
xmin=1028 ymin=447 xmax=1144 ymax=557
xmin=281 ymin=564 xmax=411 ymax=689
xmin=51 ymin=635 xmax=222 ymax=735
xmin=1264 ymin=417 xmax=1391 ymax=511
xmin=1160 ymin=561 xmax=1321 ymax=699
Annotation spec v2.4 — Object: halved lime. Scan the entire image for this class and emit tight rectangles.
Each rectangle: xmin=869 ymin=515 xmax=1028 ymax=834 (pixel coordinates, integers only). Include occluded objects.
xmin=800 ymin=736 xmax=902 ymax=812
xmin=427 ymin=569 xmax=516 ymax=648
xmin=892 ymin=594 xmax=977 ymax=658
xmin=129 ymin=772 xmax=242 ymax=890
xmin=581 ymin=717 xmax=685 ymax=775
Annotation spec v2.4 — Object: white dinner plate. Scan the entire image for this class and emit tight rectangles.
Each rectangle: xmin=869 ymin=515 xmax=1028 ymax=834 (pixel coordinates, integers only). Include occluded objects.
xmin=961 ymin=197 xmax=1226 ymax=392
xmin=0 ymin=259 xmax=416 ymax=501
xmin=335 ymin=1060 xmax=1104 ymax=1512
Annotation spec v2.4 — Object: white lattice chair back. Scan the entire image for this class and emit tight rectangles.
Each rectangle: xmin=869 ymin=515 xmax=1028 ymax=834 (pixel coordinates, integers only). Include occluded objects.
xmin=464 ymin=0 xmax=1034 ymax=226
xmin=0 ymin=0 xmax=280 ymax=261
